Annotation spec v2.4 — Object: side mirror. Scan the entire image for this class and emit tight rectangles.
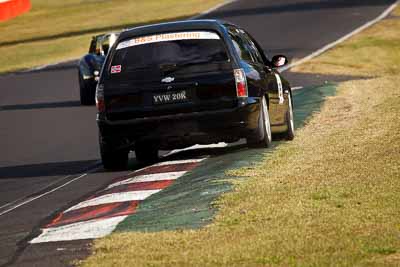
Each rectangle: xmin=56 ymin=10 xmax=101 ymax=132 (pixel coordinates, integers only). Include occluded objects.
xmin=271 ymin=55 xmax=288 ymax=68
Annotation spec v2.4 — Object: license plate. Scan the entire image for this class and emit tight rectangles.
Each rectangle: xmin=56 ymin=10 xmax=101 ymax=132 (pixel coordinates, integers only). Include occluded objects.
xmin=153 ymin=90 xmax=189 ymax=105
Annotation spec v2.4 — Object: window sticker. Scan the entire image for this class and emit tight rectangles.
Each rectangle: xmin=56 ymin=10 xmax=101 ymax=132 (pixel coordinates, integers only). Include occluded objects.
xmin=111 ymin=65 xmax=122 ymax=74
xmin=116 ymin=31 xmax=220 ymax=50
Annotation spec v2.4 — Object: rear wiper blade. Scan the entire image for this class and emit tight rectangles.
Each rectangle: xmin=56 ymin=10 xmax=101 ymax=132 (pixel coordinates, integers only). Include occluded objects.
xmin=126 ymin=65 xmax=153 ymax=71
xmin=159 ymin=63 xmax=178 ymax=71
xmin=159 ymin=60 xmax=210 ymax=72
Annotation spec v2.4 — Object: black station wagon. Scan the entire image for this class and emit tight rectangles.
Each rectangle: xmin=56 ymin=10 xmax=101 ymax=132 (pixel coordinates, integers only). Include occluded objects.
xmin=96 ymin=20 xmax=294 ymax=169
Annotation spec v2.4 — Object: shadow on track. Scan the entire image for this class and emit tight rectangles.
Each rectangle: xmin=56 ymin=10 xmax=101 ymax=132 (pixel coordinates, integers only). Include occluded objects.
xmin=208 ymin=0 xmax=395 ymax=19
xmin=0 ymin=84 xmax=337 ymax=180
xmin=0 ymin=101 xmax=82 ymax=112
xmin=0 ymin=160 xmax=100 ymax=179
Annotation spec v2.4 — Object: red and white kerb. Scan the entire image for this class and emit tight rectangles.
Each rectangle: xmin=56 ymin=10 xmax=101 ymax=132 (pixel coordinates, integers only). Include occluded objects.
xmin=29 ymin=158 xmax=206 ymax=243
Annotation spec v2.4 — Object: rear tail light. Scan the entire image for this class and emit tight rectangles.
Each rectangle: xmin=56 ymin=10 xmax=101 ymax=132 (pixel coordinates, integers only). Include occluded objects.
xmin=234 ymin=68 xmax=248 ymax=97
xmin=96 ymin=84 xmax=105 ymax=112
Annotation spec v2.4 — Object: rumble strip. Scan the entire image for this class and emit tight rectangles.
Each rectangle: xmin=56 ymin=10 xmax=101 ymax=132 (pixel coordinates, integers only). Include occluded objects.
xmin=30 ymin=158 xmax=206 ymax=243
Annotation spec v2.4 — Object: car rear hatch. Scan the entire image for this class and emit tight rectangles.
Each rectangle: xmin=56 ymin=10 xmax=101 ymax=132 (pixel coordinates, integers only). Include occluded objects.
xmin=103 ymin=30 xmax=237 ymax=121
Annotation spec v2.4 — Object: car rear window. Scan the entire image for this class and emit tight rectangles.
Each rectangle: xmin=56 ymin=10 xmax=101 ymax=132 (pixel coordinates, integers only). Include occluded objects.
xmin=109 ymin=31 xmax=229 ymax=73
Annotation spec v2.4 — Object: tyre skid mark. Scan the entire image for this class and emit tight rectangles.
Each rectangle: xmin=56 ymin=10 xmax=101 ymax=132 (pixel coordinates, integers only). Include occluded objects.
xmin=30 ymin=158 xmax=206 ymax=243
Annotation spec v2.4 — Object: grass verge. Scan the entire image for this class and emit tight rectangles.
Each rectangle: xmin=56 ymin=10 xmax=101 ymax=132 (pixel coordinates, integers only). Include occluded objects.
xmin=0 ymin=0 xmax=223 ymax=73
xmin=113 ymin=84 xmax=335 ymax=233
xmin=82 ymin=7 xmax=400 ymax=267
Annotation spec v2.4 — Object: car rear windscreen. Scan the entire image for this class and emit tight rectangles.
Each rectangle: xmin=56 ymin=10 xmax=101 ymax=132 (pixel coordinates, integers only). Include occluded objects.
xmin=109 ymin=31 xmax=229 ymax=73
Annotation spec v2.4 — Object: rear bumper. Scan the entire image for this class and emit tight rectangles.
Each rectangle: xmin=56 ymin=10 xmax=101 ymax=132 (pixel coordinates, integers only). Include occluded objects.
xmin=97 ymin=98 xmax=260 ymax=148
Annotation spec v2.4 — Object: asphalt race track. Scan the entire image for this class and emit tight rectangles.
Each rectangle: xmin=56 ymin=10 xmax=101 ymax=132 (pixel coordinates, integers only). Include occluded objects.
xmin=0 ymin=0 xmax=396 ymax=266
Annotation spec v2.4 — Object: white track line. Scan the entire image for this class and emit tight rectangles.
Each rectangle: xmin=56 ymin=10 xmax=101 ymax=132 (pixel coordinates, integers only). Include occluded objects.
xmin=0 ymin=199 xmax=21 ymax=210
xmin=164 ymin=143 xmax=228 ymax=157
xmin=30 ymin=215 xmax=128 ymax=243
xmin=0 ymin=171 xmax=92 ymax=211
xmin=127 ymin=164 xmax=154 ymax=175
xmin=21 ymin=0 xmax=398 ymax=75
xmin=126 ymin=158 xmax=205 ymax=176
xmin=20 ymin=0 xmax=397 ymax=75
xmin=292 ymin=86 xmax=304 ymax=91
xmin=153 ymin=158 xmax=206 ymax=166
xmin=106 ymin=171 xmax=186 ymax=190
xmin=0 ymin=169 xmax=99 ymax=217
xmin=280 ymin=1 xmax=399 ymax=72
xmin=65 ymin=190 xmax=161 ymax=212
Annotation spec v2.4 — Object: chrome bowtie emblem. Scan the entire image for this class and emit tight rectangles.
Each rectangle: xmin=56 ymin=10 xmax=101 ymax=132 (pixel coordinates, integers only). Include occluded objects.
xmin=161 ymin=77 xmax=175 ymax=83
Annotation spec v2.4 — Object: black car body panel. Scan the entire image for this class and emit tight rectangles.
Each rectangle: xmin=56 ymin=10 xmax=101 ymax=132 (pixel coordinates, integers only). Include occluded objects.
xmin=97 ymin=19 xmax=292 ymax=153
xmin=98 ymin=102 xmax=259 ymax=150
xmin=103 ymin=63 xmax=237 ymax=120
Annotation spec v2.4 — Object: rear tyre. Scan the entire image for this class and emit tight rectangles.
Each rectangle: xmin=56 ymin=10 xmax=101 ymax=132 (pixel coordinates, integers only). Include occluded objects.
xmin=79 ymin=71 xmax=95 ymax=106
xmin=99 ymin=133 xmax=128 ymax=170
xmin=135 ymin=142 xmax=159 ymax=164
xmin=283 ymin=92 xmax=295 ymax=140
xmin=246 ymin=96 xmax=272 ymax=148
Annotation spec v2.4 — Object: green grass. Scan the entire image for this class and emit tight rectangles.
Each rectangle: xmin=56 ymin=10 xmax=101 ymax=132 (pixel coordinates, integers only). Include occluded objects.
xmin=82 ymin=7 xmax=400 ymax=267
xmin=0 ymin=0 xmax=223 ymax=73
xmin=112 ymin=84 xmax=335 ymax=234
xmin=292 ymin=16 xmax=400 ymax=77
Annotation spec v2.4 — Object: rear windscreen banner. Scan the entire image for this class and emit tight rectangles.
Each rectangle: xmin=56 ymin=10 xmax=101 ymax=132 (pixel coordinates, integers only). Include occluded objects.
xmin=116 ymin=31 xmax=220 ymax=50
